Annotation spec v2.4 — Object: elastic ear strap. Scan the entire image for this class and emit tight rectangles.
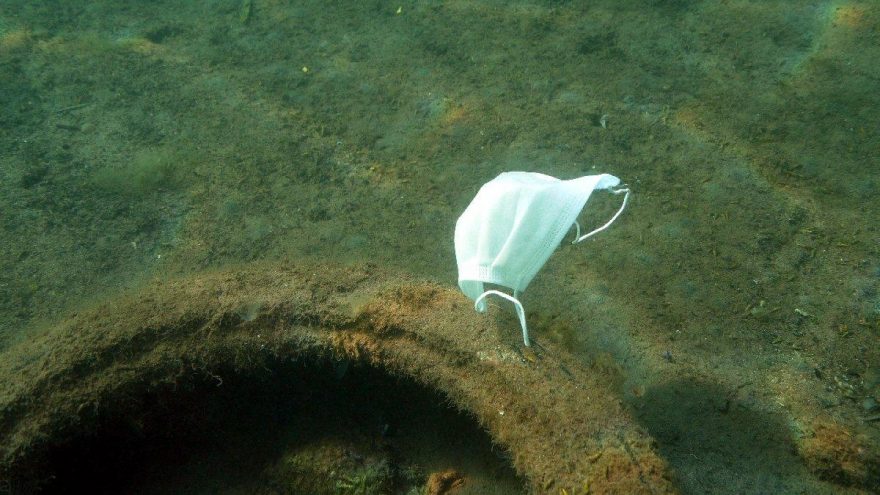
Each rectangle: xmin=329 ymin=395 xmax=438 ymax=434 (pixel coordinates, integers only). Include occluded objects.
xmin=572 ymin=187 xmax=630 ymax=244
xmin=474 ymin=290 xmax=530 ymax=347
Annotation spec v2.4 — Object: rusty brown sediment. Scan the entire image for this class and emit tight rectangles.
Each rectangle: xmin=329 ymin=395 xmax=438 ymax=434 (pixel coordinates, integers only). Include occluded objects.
xmin=0 ymin=262 xmax=676 ymax=494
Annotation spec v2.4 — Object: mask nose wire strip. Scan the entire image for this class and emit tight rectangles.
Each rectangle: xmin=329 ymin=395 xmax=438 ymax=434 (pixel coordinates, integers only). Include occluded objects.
xmin=572 ymin=187 xmax=630 ymax=244
xmin=474 ymin=290 xmax=530 ymax=347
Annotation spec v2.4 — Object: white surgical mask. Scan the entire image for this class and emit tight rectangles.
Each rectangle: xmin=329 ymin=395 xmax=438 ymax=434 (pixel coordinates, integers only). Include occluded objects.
xmin=454 ymin=171 xmax=629 ymax=346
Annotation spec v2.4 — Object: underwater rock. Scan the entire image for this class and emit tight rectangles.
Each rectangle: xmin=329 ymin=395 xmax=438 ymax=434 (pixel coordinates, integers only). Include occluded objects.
xmin=425 ymin=469 xmax=464 ymax=495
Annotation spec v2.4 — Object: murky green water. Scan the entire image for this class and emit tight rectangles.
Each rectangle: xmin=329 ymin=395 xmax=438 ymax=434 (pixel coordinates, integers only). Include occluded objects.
xmin=1 ymin=1 xmax=877 ymax=493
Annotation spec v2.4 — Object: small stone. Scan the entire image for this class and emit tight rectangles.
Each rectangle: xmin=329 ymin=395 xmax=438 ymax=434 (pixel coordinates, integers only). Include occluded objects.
xmin=425 ymin=469 xmax=464 ymax=495
xmin=818 ymin=394 xmax=841 ymax=408
xmin=862 ymin=397 xmax=879 ymax=412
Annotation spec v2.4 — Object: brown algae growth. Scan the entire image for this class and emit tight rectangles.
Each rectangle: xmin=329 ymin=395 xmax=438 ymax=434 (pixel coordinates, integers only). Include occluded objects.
xmin=0 ymin=262 xmax=674 ymax=494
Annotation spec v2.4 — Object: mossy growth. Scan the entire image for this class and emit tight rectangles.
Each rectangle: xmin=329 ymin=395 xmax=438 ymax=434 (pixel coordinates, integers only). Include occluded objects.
xmin=533 ymin=312 xmax=580 ymax=352
xmin=334 ymin=459 xmax=394 ymax=495
xmin=91 ymin=146 xmax=193 ymax=197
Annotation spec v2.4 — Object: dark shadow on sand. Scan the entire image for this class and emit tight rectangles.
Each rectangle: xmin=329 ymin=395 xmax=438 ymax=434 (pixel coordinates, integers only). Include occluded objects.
xmin=630 ymin=378 xmax=816 ymax=495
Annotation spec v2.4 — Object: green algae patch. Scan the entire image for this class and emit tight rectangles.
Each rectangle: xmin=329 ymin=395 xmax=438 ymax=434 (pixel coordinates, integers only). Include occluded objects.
xmin=91 ymin=145 xmax=193 ymax=197
xmin=0 ymin=262 xmax=675 ymax=494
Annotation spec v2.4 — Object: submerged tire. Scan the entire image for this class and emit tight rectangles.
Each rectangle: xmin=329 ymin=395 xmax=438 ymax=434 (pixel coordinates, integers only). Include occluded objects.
xmin=0 ymin=262 xmax=676 ymax=494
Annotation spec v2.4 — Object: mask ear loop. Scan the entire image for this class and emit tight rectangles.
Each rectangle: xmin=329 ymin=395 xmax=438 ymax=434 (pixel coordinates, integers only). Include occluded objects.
xmin=474 ymin=290 xmax=530 ymax=347
xmin=572 ymin=187 xmax=630 ymax=244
